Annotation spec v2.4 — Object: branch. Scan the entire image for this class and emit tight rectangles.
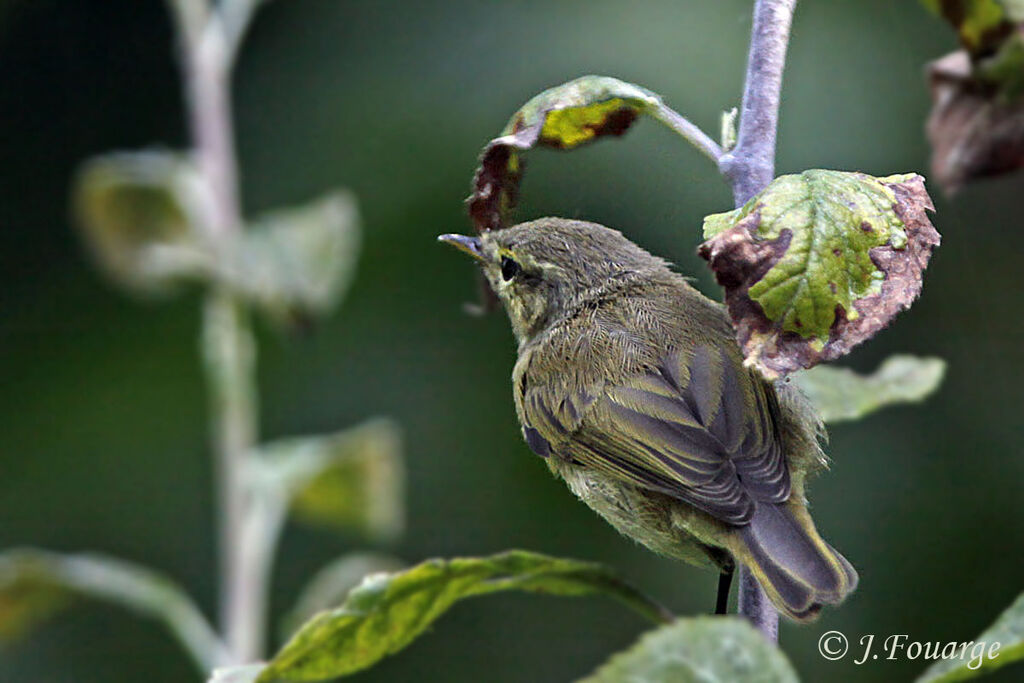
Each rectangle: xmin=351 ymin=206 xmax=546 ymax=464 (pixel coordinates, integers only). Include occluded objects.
xmin=718 ymin=0 xmax=797 ymax=641
xmin=169 ymin=0 xmax=273 ymax=664
xmin=719 ymin=0 xmax=797 ymax=206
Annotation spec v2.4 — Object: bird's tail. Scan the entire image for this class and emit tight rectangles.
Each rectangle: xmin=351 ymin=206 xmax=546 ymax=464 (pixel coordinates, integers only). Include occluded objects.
xmin=727 ymin=501 xmax=858 ymax=622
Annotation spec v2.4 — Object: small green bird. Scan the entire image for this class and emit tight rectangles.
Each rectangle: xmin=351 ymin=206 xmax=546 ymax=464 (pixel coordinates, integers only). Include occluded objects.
xmin=439 ymin=218 xmax=857 ymax=621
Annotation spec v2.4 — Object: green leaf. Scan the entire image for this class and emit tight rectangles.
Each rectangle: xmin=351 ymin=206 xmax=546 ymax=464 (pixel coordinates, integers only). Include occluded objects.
xmin=917 ymin=591 xmax=1024 ymax=682
xmin=280 ymin=553 xmax=405 ymax=640
xmin=0 ymin=549 xmax=226 ymax=672
xmin=226 ymin=191 xmax=360 ymax=324
xmin=793 ymin=355 xmax=946 ymax=423
xmin=467 ymin=75 xmax=716 ymax=233
xmin=579 ymin=616 xmax=798 ymax=683
xmin=254 ymin=418 xmax=405 ymax=542
xmin=256 ymin=550 xmax=673 ymax=682
xmin=699 ymin=170 xmax=940 ymax=380
xmin=73 ymin=150 xmax=210 ymax=294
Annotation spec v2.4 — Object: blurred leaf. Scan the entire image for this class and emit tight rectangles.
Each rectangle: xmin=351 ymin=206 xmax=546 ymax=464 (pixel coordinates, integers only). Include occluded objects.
xmin=255 ymin=418 xmax=404 ymax=542
xmin=280 ymin=553 xmax=405 ymax=639
xmin=921 ymin=0 xmax=1022 ymax=55
xmin=0 ymin=549 xmax=226 ymax=671
xmin=793 ymin=355 xmax=946 ymax=423
xmin=226 ymin=191 xmax=360 ymax=324
xmin=255 ymin=550 xmax=673 ymax=682
xmin=928 ymin=48 xmax=1024 ymax=193
xmin=73 ymin=150 xmax=210 ymax=294
xmin=917 ymin=591 xmax=1024 ymax=682
xmin=209 ymin=665 xmax=266 ymax=683
xmin=579 ymin=616 xmax=798 ymax=683
xmin=467 ymin=75 xmax=714 ymax=233
xmin=699 ymin=170 xmax=940 ymax=380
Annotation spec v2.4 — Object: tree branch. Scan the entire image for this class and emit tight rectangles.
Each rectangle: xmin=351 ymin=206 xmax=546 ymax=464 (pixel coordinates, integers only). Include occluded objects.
xmin=719 ymin=0 xmax=797 ymax=206
xmin=718 ymin=0 xmax=798 ymax=641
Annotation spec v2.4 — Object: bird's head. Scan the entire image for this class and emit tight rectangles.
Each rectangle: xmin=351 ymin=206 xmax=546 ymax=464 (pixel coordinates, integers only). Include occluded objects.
xmin=439 ymin=218 xmax=670 ymax=344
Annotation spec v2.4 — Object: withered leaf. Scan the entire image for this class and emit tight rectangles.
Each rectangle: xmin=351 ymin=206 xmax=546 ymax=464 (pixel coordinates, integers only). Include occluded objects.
xmin=467 ymin=76 xmax=660 ymax=234
xmin=699 ymin=171 xmax=940 ymax=380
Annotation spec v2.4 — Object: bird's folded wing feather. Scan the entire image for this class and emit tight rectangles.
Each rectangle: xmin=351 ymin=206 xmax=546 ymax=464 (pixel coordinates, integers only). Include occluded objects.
xmin=522 ymin=344 xmax=790 ymax=526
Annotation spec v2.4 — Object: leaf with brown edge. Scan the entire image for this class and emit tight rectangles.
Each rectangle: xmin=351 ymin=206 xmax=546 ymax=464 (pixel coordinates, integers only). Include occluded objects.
xmin=699 ymin=170 xmax=940 ymax=380
xmin=467 ymin=75 xmax=714 ymax=235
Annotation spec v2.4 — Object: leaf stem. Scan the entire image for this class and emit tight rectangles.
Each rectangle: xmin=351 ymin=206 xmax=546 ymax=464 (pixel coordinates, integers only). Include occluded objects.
xmin=170 ymin=0 xmax=273 ymax=663
xmin=718 ymin=0 xmax=797 ymax=641
xmin=653 ymin=102 xmax=723 ymax=163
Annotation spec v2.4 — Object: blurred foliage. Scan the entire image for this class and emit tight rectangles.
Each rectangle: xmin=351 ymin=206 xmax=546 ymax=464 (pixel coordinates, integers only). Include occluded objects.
xmin=0 ymin=549 xmax=224 ymax=669
xmin=794 ymin=356 xmax=947 ymax=424
xmin=1 ymin=1 xmax=1023 ymax=682
xmin=257 ymin=418 xmax=405 ymax=543
xmin=918 ymin=592 xmax=1024 ymax=682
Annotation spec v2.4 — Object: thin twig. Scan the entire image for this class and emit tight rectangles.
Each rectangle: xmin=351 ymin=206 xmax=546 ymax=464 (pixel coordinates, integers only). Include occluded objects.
xmin=654 ymin=102 xmax=723 ymax=163
xmin=718 ymin=0 xmax=798 ymax=641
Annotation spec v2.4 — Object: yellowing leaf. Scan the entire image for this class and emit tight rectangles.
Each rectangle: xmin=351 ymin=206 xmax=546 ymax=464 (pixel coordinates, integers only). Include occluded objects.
xmin=700 ymin=170 xmax=940 ymax=379
xmin=467 ymin=75 xmax=715 ymax=234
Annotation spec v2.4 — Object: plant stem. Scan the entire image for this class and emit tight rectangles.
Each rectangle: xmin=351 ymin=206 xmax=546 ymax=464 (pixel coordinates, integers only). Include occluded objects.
xmin=719 ymin=0 xmax=797 ymax=206
xmin=171 ymin=0 xmax=270 ymax=663
xmin=202 ymin=290 xmax=262 ymax=661
xmin=654 ymin=102 xmax=723 ymax=163
xmin=718 ymin=0 xmax=797 ymax=641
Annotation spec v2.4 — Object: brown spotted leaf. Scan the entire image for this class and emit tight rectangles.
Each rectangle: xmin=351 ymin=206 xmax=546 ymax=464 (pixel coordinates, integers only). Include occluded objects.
xmin=699 ymin=170 xmax=940 ymax=380
xmin=467 ymin=75 xmax=717 ymax=234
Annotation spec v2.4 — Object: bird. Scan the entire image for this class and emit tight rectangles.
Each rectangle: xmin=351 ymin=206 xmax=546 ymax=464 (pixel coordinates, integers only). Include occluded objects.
xmin=439 ymin=217 xmax=857 ymax=621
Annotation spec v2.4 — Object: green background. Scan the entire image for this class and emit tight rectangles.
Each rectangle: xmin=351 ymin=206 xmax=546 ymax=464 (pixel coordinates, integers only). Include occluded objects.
xmin=2 ymin=1 xmax=1022 ymax=681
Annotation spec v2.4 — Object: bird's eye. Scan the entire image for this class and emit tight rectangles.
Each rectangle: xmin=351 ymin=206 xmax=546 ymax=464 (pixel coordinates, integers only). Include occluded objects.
xmin=500 ymin=255 xmax=520 ymax=281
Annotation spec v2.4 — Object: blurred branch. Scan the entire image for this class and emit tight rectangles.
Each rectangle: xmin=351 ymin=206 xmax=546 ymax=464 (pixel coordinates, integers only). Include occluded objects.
xmin=221 ymin=0 xmax=268 ymax=60
xmin=169 ymin=0 xmax=270 ymax=664
xmin=718 ymin=0 xmax=798 ymax=641
xmin=166 ymin=0 xmax=209 ymax=52
xmin=0 ymin=549 xmax=229 ymax=672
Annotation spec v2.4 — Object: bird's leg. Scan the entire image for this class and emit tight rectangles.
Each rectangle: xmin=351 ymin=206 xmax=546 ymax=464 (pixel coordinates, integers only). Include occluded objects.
xmin=715 ymin=567 xmax=734 ymax=615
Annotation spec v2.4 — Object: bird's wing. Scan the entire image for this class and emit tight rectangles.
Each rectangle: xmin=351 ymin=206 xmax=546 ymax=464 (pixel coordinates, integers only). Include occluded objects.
xmin=522 ymin=344 xmax=790 ymax=525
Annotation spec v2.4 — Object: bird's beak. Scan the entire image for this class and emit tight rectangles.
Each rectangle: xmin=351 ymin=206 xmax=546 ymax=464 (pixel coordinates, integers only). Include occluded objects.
xmin=437 ymin=233 xmax=485 ymax=262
